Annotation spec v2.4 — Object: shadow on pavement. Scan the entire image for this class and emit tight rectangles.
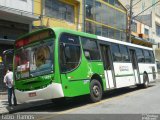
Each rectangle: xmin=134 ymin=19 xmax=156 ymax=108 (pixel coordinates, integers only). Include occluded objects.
xmin=21 ymin=84 xmax=155 ymax=113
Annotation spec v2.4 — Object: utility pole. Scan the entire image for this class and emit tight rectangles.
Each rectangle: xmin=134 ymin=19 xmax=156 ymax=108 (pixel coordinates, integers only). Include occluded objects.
xmin=82 ymin=0 xmax=86 ymax=32
xmin=40 ymin=0 xmax=44 ymax=28
xmin=128 ymin=0 xmax=133 ymax=43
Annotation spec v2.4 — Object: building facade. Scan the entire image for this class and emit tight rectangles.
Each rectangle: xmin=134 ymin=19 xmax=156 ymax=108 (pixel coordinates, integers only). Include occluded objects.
xmin=0 ymin=0 xmax=38 ymax=91
xmin=0 ymin=0 xmax=38 ymax=58
xmin=33 ymin=0 xmax=127 ymax=42
xmin=120 ymin=0 xmax=160 ymax=60
xmin=85 ymin=0 xmax=127 ymax=41
xmin=131 ymin=19 xmax=153 ymax=47
xmin=33 ymin=0 xmax=82 ymax=31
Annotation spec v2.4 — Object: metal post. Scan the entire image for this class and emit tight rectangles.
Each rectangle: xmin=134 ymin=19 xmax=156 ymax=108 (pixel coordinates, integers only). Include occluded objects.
xmin=82 ymin=0 xmax=86 ymax=32
xmin=128 ymin=0 xmax=133 ymax=43
xmin=40 ymin=0 xmax=44 ymax=27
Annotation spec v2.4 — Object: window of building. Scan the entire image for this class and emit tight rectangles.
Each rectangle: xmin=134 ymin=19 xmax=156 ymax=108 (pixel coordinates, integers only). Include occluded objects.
xmin=114 ymin=0 xmax=126 ymax=11
xmin=95 ymin=25 xmax=102 ymax=36
xmin=45 ymin=0 xmax=74 ymax=23
xmin=81 ymin=37 xmax=100 ymax=61
xmin=119 ymin=45 xmax=130 ymax=62
xmin=59 ymin=33 xmax=81 ymax=73
xmin=115 ymin=30 xmax=121 ymax=40
xmin=85 ymin=21 xmax=95 ymax=34
xmin=136 ymin=49 xmax=145 ymax=63
xmin=85 ymin=0 xmax=127 ymax=41
xmin=85 ymin=0 xmax=94 ymax=19
xmin=131 ymin=22 xmax=137 ymax=33
xmin=109 ymin=0 xmax=115 ymax=5
xmin=108 ymin=7 xmax=115 ymax=27
xmin=102 ymin=27 xmax=108 ymax=37
xmin=156 ymin=24 xmax=160 ymax=37
xmin=121 ymin=32 xmax=126 ymax=41
xmin=95 ymin=1 xmax=102 ymax=22
xmin=120 ymin=12 xmax=126 ymax=30
xmin=111 ymin=44 xmax=121 ymax=61
xmin=108 ymin=28 xmax=115 ymax=39
xmin=144 ymin=28 xmax=149 ymax=35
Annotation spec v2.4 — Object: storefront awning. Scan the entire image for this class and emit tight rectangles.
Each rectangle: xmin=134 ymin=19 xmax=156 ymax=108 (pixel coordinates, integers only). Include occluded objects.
xmin=131 ymin=36 xmax=156 ymax=48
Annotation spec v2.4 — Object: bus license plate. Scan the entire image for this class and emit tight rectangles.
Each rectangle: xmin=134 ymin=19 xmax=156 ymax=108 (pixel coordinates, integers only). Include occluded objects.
xmin=29 ymin=92 xmax=36 ymax=97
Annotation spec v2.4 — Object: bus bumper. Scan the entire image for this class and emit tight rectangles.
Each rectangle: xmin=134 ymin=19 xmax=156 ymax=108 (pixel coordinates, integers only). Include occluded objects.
xmin=15 ymin=83 xmax=64 ymax=103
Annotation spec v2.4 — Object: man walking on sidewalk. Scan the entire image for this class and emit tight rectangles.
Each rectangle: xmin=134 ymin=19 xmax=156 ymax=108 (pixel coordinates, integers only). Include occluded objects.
xmin=4 ymin=68 xmax=17 ymax=106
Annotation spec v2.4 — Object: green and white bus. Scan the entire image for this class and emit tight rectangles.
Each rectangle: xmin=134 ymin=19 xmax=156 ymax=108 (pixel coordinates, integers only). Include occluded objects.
xmin=14 ymin=28 xmax=157 ymax=103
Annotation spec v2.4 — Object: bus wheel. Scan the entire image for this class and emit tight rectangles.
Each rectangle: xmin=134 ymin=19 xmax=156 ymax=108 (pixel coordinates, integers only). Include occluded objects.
xmin=143 ymin=73 xmax=149 ymax=88
xmin=90 ymin=79 xmax=102 ymax=102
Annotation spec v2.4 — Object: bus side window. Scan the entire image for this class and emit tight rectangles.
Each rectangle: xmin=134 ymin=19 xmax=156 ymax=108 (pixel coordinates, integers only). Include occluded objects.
xmin=119 ymin=45 xmax=130 ymax=62
xmin=111 ymin=44 xmax=121 ymax=62
xmin=149 ymin=51 xmax=155 ymax=63
xmin=59 ymin=33 xmax=81 ymax=73
xmin=81 ymin=37 xmax=100 ymax=61
xmin=144 ymin=50 xmax=151 ymax=63
xmin=136 ymin=49 xmax=145 ymax=63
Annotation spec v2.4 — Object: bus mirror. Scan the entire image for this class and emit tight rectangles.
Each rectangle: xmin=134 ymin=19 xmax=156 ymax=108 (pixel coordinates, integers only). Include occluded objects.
xmin=64 ymin=46 xmax=71 ymax=59
xmin=3 ymin=49 xmax=14 ymax=68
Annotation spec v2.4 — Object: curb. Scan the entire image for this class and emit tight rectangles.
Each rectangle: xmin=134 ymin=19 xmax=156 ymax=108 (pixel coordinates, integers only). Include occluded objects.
xmin=0 ymin=92 xmax=7 ymax=95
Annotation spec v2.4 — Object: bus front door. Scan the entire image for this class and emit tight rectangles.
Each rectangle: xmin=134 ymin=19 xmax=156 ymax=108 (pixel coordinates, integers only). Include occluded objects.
xmin=100 ymin=45 xmax=115 ymax=89
xmin=129 ymin=49 xmax=140 ymax=84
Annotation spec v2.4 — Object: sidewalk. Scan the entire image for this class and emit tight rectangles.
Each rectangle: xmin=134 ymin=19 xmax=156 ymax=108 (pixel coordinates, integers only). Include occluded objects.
xmin=0 ymin=92 xmax=8 ymax=114
xmin=0 ymin=92 xmax=52 ymax=115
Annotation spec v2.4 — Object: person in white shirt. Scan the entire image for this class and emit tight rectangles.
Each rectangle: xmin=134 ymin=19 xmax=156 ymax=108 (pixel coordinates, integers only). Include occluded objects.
xmin=4 ymin=68 xmax=17 ymax=106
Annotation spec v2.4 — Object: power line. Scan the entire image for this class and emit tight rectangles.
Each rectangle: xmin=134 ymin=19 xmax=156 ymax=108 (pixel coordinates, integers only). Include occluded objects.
xmin=132 ymin=0 xmax=142 ymax=8
xmin=133 ymin=0 xmax=160 ymax=18
xmin=127 ymin=0 xmax=142 ymax=11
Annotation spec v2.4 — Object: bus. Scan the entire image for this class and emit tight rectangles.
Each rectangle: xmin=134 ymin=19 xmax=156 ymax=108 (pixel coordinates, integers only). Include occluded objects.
xmin=14 ymin=28 xmax=157 ymax=103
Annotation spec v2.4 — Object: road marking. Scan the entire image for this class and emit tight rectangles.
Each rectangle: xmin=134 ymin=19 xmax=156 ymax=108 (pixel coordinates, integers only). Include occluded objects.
xmin=38 ymin=86 xmax=154 ymax=120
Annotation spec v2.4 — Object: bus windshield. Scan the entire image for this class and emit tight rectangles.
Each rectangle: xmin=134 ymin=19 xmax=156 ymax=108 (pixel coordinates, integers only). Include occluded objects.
xmin=14 ymin=39 xmax=54 ymax=80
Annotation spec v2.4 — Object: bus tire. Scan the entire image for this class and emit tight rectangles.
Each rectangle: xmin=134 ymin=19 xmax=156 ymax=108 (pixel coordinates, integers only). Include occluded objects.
xmin=90 ymin=79 xmax=102 ymax=102
xmin=142 ymin=73 xmax=149 ymax=88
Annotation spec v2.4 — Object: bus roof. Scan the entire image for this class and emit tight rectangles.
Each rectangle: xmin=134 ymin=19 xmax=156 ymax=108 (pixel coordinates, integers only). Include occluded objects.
xmin=16 ymin=27 xmax=152 ymax=50
xmin=97 ymin=36 xmax=152 ymax=50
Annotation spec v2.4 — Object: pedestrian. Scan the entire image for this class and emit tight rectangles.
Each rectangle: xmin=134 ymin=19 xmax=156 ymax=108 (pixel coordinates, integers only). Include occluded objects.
xmin=4 ymin=68 xmax=17 ymax=106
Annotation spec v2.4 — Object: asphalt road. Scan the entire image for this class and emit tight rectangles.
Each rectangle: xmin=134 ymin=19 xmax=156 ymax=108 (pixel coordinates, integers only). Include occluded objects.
xmin=12 ymin=79 xmax=160 ymax=120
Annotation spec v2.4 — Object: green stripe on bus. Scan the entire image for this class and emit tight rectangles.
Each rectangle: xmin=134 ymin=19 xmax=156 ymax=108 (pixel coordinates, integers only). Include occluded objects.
xmin=115 ymin=74 xmax=134 ymax=77
xmin=139 ymin=72 xmax=154 ymax=75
